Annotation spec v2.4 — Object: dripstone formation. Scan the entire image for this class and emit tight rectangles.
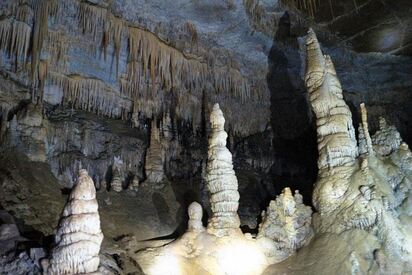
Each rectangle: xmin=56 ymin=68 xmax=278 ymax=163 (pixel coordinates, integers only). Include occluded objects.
xmin=206 ymin=103 xmax=241 ymax=236
xmin=43 ymin=169 xmax=103 ymax=275
xmin=135 ymin=103 xmax=313 ymax=275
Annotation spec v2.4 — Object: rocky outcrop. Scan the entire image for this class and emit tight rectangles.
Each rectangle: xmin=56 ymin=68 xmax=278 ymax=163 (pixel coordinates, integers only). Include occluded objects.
xmin=206 ymin=103 xmax=241 ymax=236
xmin=44 ymin=169 xmax=103 ymax=275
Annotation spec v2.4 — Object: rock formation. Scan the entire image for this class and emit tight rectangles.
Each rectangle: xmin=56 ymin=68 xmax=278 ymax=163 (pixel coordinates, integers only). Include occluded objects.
xmin=144 ymin=120 xmax=165 ymax=185
xmin=305 ymin=28 xmax=358 ymax=172
xmin=257 ymin=188 xmax=313 ymax=261
xmin=111 ymin=156 xmax=124 ymax=192
xmin=206 ymin=103 xmax=241 ymax=236
xmin=276 ymin=28 xmax=412 ymax=274
xmin=43 ymin=169 xmax=103 ymax=275
xmin=187 ymin=202 xmax=205 ymax=233
xmin=135 ymin=104 xmax=313 ymax=275
xmin=128 ymin=175 xmax=140 ymax=192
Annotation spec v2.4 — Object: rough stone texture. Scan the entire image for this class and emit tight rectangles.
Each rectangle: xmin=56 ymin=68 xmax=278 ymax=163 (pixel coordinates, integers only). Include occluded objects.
xmin=305 ymin=28 xmax=358 ymax=171
xmin=135 ymin=104 xmax=314 ymax=275
xmin=257 ymin=188 xmax=313 ymax=261
xmin=263 ymin=31 xmax=412 ymax=274
xmin=44 ymin=169 xmax=103 ymax=275
xmin=143 ymin=120 xmax=165 ymax=185
xmin=111 ymin=156 xmax=125 ymax=192
xmin=187 ymin=202 xmax=205 ymax=233
xmin=206 ymin=103 xmax=241 ymax=236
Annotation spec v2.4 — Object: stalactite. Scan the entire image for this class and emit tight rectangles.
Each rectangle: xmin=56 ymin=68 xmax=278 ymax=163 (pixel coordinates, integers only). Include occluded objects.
xmin=31 ymin=0 xmax=56 ymax=88
xmin=281 ymin=0 xmax=320 ymax=18
xmin=45 ymin=29 xmax=69 ymax=71
xmin=104 ymin=12 xmax=124 ymax=75
xmin=78 ymin=2 xmax=107 ymax=39
xmin=14 ymin=3 xmax=33 ymax=24
xmin=38 ymin=59 xmax=48 ymax=102
xmin=49 ymin=72 xmax=132 ymax=119
xmin=183 ymin=21 xmax=198 ymax=47
xmin=243 ymin=0 xmax=281 ymax=37
xmin=0 ymin=18 xmax=31 ymax=66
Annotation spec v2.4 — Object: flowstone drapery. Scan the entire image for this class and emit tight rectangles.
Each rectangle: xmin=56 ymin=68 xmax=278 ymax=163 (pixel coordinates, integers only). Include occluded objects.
xmin=43 ymin=169 xmax=103 ymax=275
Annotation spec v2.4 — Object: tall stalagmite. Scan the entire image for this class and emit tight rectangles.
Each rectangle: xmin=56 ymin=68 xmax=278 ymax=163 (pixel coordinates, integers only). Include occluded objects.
xmin=44 ymin=169 xmax=103 ymax=274
xmin=206 ymin=103 xmax=240 ymax=236
xmin=302 ymin=29 xmax=412 ymax=272
xmin=305 ymin=28 xmax=358 ymax=171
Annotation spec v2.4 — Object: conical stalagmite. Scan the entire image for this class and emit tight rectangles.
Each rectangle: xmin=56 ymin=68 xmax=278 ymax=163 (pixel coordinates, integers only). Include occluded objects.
xmin=206 ymin=103 xmax=240 ymax=235
xmin=44 ymin=169 xmax=103 ymax=275
xmin=305 ymin=28 xmax=358 ymax=171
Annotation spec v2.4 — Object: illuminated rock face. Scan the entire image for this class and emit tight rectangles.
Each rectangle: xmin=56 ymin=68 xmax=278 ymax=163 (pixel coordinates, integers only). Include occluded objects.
xmin=206 ymin=103 xmax=241 ymax=236
xmin=305 ymin=28 xmax=358 ymax=172
xmin=303 ymin=29 xmax=412 ymax=271
xmin=44 ymin=169 xmax=103 ymax=275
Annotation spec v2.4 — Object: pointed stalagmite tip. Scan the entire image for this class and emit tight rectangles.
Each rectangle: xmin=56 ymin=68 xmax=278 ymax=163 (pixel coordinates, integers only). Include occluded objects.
xmin=210 ymin=103 xmax=225 ymax=130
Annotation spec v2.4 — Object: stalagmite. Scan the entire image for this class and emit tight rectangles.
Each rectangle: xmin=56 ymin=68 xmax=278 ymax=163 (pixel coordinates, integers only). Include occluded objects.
xmin=127 ymin=175 xmax=140 ymax=192
xmin=144 ymin=120 xmax=165 ymax=185
xmin=44 ymin=169 xmax=103 ymax=275
xmin=257 ymin=188 xmax=313 ymax=260
xmin=372 ymin=117 xmax=402 ymax=156
xmin=136 ymin=104 xmax=311 ymax=274
xmin=300 ymin=29 xmax=412 ymax=273
xmin=206 ymin=103 xmax=241 ymax=236
xmin=305 ymin=28 xmax=358 ymax=171
xmin=111 ymin=156 xmax=124 ymax=192
xmin=187 ymin=202 xmax=205 ymax=233
xmin=359 ymin=103 xmax=374 ymax=156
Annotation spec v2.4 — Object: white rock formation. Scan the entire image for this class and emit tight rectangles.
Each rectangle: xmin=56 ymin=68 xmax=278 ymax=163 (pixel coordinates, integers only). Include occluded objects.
xmin=305 ymin=28 xmax=358 ymax=172
xmin=187 ymin=202 xmax=205 ymax=233
xmin=144 ymin=120 xmax=165 ymax=185
xmin=135 ymin=104 xmax=313 ymax=275
xmin=206 ymin=103 xmax=241 ymax=236
xmin=358 ymin=103 xmax=374 ymax=156
xmin=44 ymin=169 xmax=103 ymax=275
xmin=293 ymin=28 xmax=412 ymax=274
xmin=257 ymin=188 xmax=313 ymax=261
